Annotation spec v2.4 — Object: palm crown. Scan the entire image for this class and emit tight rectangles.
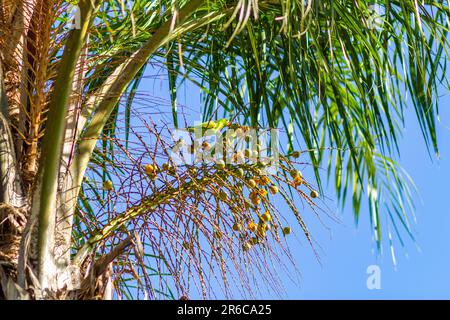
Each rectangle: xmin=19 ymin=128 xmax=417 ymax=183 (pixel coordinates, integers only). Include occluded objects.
xmin=0 ymin=0 xmax=448 ymax=299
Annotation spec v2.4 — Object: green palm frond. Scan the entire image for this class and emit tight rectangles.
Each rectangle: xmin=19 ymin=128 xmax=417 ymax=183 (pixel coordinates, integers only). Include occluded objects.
xmin=154 ymin=0 xmax=448 ymax=248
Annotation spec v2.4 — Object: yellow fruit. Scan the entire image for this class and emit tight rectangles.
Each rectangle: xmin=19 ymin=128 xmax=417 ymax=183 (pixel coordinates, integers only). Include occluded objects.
xmin=259 ymin=176 xmax=271 ymax=186
xmin=236 ymin=168 xmax=245 ymax=178
xmin=219 ymin=190 xmax=228 ymax=201
xmin=102 ymin=180 xmax=113 ymax=191
xmin=293 ymin=174 xmax=303 ymax=187
xmin=216 ymin=159 xmax=226 ymax=169
xmin=232 ymin=223 xmax=242 ymax=231
xmin=256 ymin=227 xmax=266 ymax=238
xmin=269 ymin=185 xmax=279 ymax=195
xmin=282 ymin=226 xmax=291 ymax=235
xmin=144 ymin=164 xmax=155 ymax=175
xmin=242 ymin=242 xmax=252 ymax=251
xmin=244 ymin=149 xmax=252 ymax=158
xmin=251 ymin=237 xmax=259 ymax=245
xmin=248 ymin=221 xmax=257 ymax=232
xmin=291 ymin=150 xmax=301 ymax=158
xmin=258 ymin=189 xmax=268 ymax=197
xmin=261 ymin=212 xmax=272 ymax=222
xmin=248 ymin=179 xmax=257 ymax=188
xmin=290 ymin=169 xmax=302 ymax=179
xmin=162 ymin=163 xmax=171 ymax=171
xmin=310 ymin=190 xmax=319 ymax=198
xmin=250 ymin=194 xmax=260 ymax=206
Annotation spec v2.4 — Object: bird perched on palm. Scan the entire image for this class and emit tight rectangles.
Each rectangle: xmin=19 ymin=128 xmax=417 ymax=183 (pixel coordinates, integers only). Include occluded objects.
xmin=186 ymin=118 xmax=230 ymax=133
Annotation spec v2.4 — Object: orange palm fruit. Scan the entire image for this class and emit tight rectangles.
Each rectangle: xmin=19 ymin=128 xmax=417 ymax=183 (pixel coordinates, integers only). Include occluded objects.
xmin=248 ymin=221 xmax=257 ymax=232
xmin=310 ymin=190 xmax=319 ymax=198
xmin=144 ymin=164 xmax=156 ymax=175
xmin=269 ymin=185 xmax=279 ymax=195
xmin=282 ymin=226 xmax=291 ymax=235
xmin=261 ymin=211 xmax=272 ymax=222
xmin=293 ymin=174 xmax=303 ymax=186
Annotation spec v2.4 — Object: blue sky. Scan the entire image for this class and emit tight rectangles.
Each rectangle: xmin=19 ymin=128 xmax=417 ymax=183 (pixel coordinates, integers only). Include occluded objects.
xmin=136 ymin=67 xmax=450 ymax=299
xmin=291 ymin=93 xmax=450 ymax=300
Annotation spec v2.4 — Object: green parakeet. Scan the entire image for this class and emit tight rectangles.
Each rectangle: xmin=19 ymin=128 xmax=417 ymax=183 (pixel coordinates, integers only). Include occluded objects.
xmin=186 ymin=118 xmax=230 ymax=133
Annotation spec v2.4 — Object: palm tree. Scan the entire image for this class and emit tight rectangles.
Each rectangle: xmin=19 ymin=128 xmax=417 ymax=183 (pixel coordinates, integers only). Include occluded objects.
xmin=0 ymin=0 xmax=448 ymax=299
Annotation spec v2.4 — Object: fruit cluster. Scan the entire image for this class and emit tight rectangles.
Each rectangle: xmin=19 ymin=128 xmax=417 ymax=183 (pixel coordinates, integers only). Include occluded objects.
xmin=113 ymin=147 xmax=320 ymax=254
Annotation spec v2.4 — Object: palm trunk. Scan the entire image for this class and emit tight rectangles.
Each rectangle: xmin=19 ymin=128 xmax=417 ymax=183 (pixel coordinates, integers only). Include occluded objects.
xmin=0 ymin=0 xmax=206 ymax=300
